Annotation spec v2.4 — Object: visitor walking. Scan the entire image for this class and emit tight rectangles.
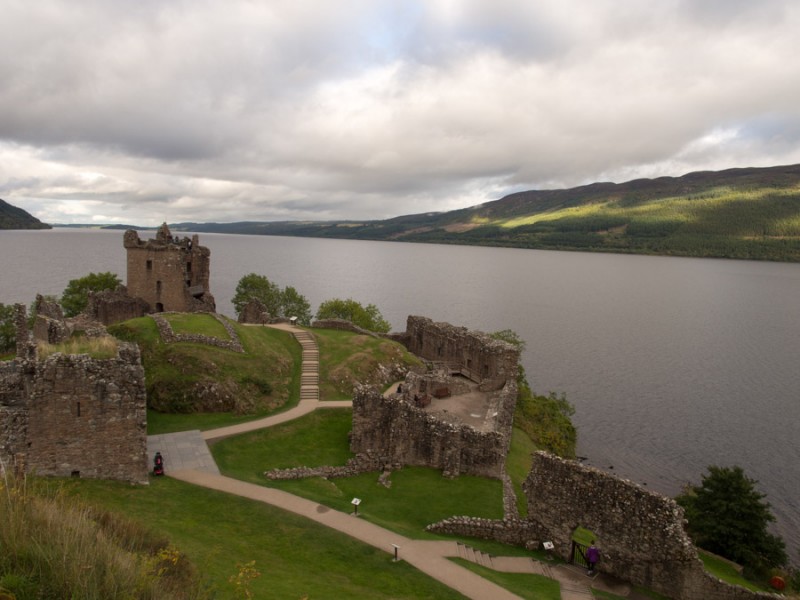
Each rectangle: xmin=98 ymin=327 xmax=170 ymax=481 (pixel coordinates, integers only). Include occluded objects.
xmin=586 ymin=541 xmax=600 ymax=575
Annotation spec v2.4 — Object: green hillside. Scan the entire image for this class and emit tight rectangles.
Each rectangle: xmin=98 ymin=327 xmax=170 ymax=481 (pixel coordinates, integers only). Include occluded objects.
xmin=169 ymin=164 xmax=800 ymax=261
xmin=0 ymin=198 xmax=51 ymax=229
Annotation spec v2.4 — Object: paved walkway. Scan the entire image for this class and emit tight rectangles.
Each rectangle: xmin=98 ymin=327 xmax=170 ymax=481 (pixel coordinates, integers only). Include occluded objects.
xmin=147 ymin=323 xmax=606 ymax=600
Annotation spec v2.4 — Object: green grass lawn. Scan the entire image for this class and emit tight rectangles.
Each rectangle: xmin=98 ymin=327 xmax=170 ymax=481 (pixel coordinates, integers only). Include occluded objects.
xmin=450 ymin=558 xmax=561 ymax=600
xmin=698 ymin=550 xmax=768 ymax=592
xmin=212 ymin=408 xmax=504 ymax=539
xmin=163 ymin=312 xmax=231 ymax=339
xmin=506 ymin=427 xmax=536 ymax=516
xmin=63 ymin=476 xmax=467 ymax=600
xmin=313 ymin=328 xmax=422 ymax=400
xmin=110 ymin=316 xmax=301 ymax=421
xmin=211 ymin=408 xmax=355 ymax=475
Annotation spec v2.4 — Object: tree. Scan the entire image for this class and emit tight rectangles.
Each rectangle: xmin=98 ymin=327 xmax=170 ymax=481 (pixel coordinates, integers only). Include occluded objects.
xmin=232 ymin=274 xmax=312 ymax=325
xmin=0 ymin=302 xmax=16 ymax=353
xmin=280 ymin=286 xmax=312 ymax=326
xmin=232 ymin=274 xmax=282 ymax=318
xmin=315 ymin=298 xmax=391 ymax=333
xmin=676 ymin=465 xmax=787 ymax=575
xmin=491 ymin=328 xmax=527 ymax=352
xmin=493 ymin=328 xmax=575 ymax=457
xmin=60 ymin=272 xmax=121 ymax=317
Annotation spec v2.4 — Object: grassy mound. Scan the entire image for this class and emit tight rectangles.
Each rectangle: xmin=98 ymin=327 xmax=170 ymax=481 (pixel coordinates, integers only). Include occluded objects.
xmin=109 ymin=316 xmax=300 ymax=415
xmin=313 ymin=328 xmax=423 ymax=400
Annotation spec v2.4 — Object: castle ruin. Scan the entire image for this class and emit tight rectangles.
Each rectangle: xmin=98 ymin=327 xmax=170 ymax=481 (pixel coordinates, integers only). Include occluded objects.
xmin=350 ymin=316 xmax=520 ymax=478
xmin=0 ymin=305 xmax=148 ymax=483
xmin=122 ymin=223 xmax=215 ymax=315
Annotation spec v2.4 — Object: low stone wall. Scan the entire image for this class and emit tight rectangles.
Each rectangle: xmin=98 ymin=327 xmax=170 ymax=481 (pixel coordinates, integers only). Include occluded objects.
xmin=350 ymin=385 xmax=511 ymax=478
xmin=152 ymin=313 xmax=244 ymax=353
xmin=312 ymin=319 xmax=380 ymax=338
xmin=426 ymin=516 xmax=545 ymax=547
xmin=264 ymin=452 xmax=385 ymax=481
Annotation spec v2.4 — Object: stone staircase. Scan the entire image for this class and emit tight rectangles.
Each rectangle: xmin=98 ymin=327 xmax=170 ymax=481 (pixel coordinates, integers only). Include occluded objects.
xmin=292 ymin=328 xmax=320 ymax=402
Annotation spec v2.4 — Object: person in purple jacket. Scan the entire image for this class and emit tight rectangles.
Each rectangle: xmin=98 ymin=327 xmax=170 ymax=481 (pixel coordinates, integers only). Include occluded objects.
xmin=586 ymin=541 xmax=600 ymax=575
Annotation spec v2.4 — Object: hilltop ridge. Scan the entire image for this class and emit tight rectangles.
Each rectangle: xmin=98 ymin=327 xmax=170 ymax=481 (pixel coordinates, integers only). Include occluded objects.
xmin=167 ymin=163 xmax=800 ymax=262
xmin=0 ymin=199 xmax=51 ymax=230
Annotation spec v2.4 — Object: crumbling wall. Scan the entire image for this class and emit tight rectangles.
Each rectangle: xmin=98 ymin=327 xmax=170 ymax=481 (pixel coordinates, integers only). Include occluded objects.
xmin=401 ymin=316 xmax=518 ymax=391
xmin=312 ymin=319 xmax=379 ymax=337
xmin=522 ymin=452 xmax=779 ymax=600
xmin=0 ymin=360 xmax=30 ymax=473
xmin=88 ymin=286 xmax=149 ymax=326
xmin=151 ymin=313 xmax=244 ymax=353
xmin=23 ymin=342 xmax=148 ymax=483
xmin=124 ymin=224 xmax=215 ymax=314
xmin=350 ymin=385 xmax=512 ymax=478
xmin=238 ymin=298 xmax=270 ymax=324
xmin=0 ymin=322 xmax=148 ymax=484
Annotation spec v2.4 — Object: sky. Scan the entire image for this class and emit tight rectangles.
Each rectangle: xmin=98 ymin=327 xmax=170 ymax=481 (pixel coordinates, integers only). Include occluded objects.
xmin=2 ymin=0 xmax=800 ymax=227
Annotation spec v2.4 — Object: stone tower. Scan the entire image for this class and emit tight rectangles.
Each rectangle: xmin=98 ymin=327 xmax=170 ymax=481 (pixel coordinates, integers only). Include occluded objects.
xmin=123 ymin=223 xmax=215 ymax=313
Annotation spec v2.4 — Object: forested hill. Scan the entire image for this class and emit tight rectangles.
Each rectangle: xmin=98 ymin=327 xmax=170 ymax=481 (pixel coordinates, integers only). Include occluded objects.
xmin=171 ymin=164 xmax=800 ymax=262
xmin=0 ymin=199 xmax=51 ymax=230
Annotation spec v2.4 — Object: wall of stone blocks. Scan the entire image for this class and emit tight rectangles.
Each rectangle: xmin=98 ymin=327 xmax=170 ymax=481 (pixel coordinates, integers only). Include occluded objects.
xmin=402 ymin=316 xmax=519 ymax=391
xmin=0 ymin=343 xmax=148 ymax=484
xmin=522 ymin=452 xmax=780 ymax=600
xmin=350 ymin=385 xmax=512 ymax=478
xmin=123 ymin=227 xmax=215 ymax=314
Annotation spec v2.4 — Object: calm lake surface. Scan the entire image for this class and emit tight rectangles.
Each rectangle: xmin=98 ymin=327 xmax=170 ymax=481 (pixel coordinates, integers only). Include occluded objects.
xmin=2 ymin=228 xmax=799 ymax=560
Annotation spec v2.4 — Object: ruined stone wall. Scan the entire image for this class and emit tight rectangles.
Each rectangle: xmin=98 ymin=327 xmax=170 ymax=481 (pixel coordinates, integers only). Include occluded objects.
xmin=151 ymin=313 xmax=244 ymax=353
xmin=350 ymin=385 xmax=511 ymax=478
xmin=522 ymin=452 xmax=779 ymax=600
xmin=0 ymin=342 xmax=148 ymax=484
xmin=25 ymin=342 xmax=148 ymax=483
xmin=426 ymin=516 xmax=545 ymax=547
xmin=312 ymin=319 xmax=380 ymax=338
xmin=238 ymin=298 xmax=270 ymax=324
xmin=0 ymin=360 xmax=30 ymax=473
xmin=402 ymin=316 xmax=518 ymax=391
xmin=124 ymin=225 xmax=215 ymax=313
xmin=88 ymin=286 xmax=149 ymax=326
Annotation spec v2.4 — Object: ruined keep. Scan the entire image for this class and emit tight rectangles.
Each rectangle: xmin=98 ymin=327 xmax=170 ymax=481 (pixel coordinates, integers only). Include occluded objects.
xmin=395 ymin=316 xmax=519 ymax=391
xmin=123 ymin=223 xmax=215 ymax=314
xmin=350 ymin=317 xmax=520 ymax=478
xmin=0 ymin=305 xmax=148 ymax=483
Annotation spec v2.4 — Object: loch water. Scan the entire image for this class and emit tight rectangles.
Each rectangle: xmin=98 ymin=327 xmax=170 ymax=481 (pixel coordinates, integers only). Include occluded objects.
xmin=2 ymin=227 xmax=799 ymax=561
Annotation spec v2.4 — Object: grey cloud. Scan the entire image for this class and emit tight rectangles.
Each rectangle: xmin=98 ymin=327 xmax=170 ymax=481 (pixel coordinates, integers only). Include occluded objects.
xmin=1 ymin=1 xmax=800 ymax=226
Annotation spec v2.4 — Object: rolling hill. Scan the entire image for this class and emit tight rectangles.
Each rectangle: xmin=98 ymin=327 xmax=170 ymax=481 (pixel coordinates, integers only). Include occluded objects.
xmin=170 ymin=164 xmax=800 ymax=262
xmin=0 ymin=199 xmax=51 ymax=230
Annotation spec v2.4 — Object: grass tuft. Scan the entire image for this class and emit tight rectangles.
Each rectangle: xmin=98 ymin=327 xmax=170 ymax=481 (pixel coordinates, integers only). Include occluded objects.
xmin=37 ymin=335 xmax=118 ymax=359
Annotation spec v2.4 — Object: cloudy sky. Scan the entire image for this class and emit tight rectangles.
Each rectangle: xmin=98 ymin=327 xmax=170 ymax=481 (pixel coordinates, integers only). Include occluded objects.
xmin=2 ymin=0 xmax=799 ymax=226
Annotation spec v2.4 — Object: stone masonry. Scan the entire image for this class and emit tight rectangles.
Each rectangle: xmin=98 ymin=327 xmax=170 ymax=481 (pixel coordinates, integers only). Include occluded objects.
xmin=0 ymin=305 xmax=148 ymax=483
xmin=394 ymin=316 xmax=519 ymax=391
xmin=123 ymin=223 xmax=215 ymax=314
xmin=429 ymin=451 xmax=780 ymax=600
